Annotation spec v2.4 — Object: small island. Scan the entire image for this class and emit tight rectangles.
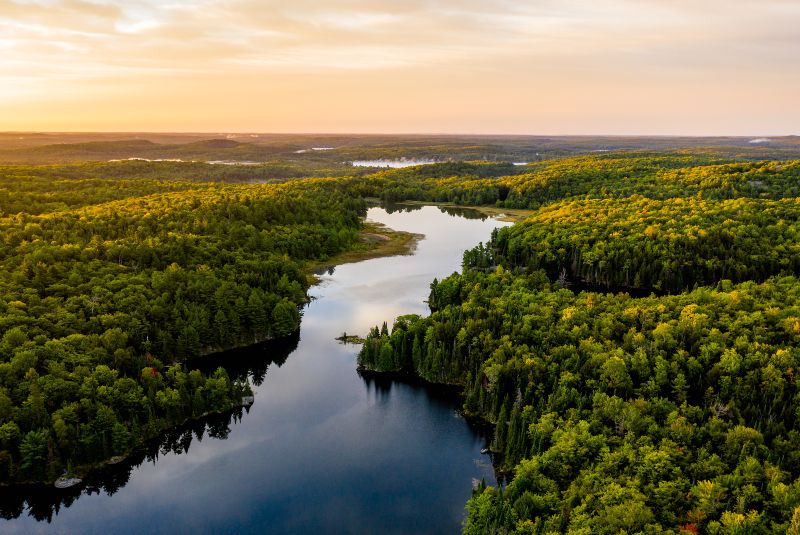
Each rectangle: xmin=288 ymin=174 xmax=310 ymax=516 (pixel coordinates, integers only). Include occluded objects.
xmin=335 ymin=332 xmax=366 ymax=344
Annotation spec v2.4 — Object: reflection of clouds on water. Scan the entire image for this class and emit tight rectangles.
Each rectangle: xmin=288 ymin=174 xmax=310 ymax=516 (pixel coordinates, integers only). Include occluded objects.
xmin=351 ymin=159 xmax=437 ymax=168
xmin=295 ymin=147 xmax=334 ymax=153
xmin=107 ymin=158 xmax=265 ymax=165
xmin=2 ymin=205 xmax=508 ymax=534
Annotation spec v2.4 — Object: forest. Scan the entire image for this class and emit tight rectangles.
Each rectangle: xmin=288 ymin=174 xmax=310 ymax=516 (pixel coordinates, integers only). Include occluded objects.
xmin=4 ymin=138 xmax=800 ymax=533
xmin=359 ymin=152 xmax=800 ymax=533
xmin=0 ymin=170 xmax=365 ymax=484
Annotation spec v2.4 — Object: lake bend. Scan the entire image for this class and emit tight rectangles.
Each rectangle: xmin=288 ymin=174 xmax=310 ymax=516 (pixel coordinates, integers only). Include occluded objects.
xmin=1 ymin=205 xmax=511 ymax=535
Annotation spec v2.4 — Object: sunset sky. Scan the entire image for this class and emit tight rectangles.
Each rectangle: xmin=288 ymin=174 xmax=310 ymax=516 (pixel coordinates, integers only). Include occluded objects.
xmin=1 ymin=0 xmax=799 ymax=134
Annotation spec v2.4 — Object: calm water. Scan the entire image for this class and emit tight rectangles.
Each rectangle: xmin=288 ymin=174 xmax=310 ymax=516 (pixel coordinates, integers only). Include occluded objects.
xmin=2 ymin=205 xmax=510 ymax=534
xmin=351 ymin=159 xmax=438 ymax=168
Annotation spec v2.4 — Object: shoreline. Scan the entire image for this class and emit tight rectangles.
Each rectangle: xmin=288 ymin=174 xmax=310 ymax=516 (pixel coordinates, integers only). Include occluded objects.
xmin=12 ymin=205 xmax=476 ymax=490
xmin=306 ymin=219 xmax=423 ymax=284
xmin=393 ymin=200 xmax=536 ymax=222
xmin=2 ymin=401 xmax=250 ymax=489
xmin=13 ymin=212 xmax=422 ymax=489
xmin=0 ymin=410 xmax=254 ymax=514
xmin=357 ymin=365 xmax=509 ymax=475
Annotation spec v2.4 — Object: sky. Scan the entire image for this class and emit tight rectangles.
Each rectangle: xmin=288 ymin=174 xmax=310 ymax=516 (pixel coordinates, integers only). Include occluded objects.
xmin=1 ymin=0 xmax=799 ymax=135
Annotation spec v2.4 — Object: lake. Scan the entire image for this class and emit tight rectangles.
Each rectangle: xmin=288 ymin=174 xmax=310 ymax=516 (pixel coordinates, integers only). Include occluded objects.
xmin=1 ymin=205 xmax=510 ymax=534
xmin=351 ymin=159 xmax=438 ymax=168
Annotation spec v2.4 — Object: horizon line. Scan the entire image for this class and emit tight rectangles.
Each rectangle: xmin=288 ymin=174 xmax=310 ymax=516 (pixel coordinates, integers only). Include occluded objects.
xmin=2 ymin=131 xmax=799 ymax=138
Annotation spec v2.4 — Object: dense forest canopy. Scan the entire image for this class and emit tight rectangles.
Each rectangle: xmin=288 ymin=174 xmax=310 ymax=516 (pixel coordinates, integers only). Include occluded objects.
xmin=0 ymin=173 xmax=364 ymax=484
xmin=481 ymin=196 xmax=800 ymax=293
xmin=343 ymin=156 xmax=800 ymax=206
xmin=3 ymin=136 xmax=800 ymax=534
xmin=359 ymin=152 xmax=800 ymax=533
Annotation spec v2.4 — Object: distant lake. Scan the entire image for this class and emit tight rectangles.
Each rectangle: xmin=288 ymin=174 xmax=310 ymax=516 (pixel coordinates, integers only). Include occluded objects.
xmin=295 ymin=147 xmax=335 ymax=153
xmin=1 ymin=205 xmax=510 ymax=535
xmin=351 ymin=159 xmax=438 ymax=168
xmin=107 ymin=158 xmax=264 ymax=165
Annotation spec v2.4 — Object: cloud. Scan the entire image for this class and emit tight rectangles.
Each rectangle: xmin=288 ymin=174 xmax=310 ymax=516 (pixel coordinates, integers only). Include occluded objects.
xmin=0 ymin=0 xmax=798 ymax=133
xmin=4 ymin=0 xmax=799 ymax=75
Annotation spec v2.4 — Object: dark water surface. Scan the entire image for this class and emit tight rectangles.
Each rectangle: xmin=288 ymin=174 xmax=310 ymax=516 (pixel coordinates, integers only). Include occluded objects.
xmin=3 ymin=206 xmax=510 ymax=534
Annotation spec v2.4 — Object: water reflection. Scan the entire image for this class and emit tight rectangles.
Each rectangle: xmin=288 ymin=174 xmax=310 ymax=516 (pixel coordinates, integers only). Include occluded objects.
xmin=195 ymin=331 xmax=300 ymax=385
xmin=437 ymin=206 xmax=490 ymax=221
xmin=0 ymin=410 xmax=245 ymax=523
xmin=382 ymin=201 xmax=424 ymax=214
xmin=0 ymin=332 xmax=305 ymax=523
xmin=351 ymin=159 xmax=438 ymax=168
xmin=1 ymin=206 xmax=510 ymax=534
xmin=383 ymin=202 xmax=489 ymax=221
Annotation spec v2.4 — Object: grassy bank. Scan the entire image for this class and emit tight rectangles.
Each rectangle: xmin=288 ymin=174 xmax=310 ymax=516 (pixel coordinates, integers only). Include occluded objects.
xmin=307 ymin=220 xmax=422 ymax=283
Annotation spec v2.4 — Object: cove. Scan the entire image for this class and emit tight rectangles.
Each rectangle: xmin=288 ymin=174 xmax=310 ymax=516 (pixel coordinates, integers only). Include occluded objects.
xmin=1 ymin=205 xmax=511 ymax=534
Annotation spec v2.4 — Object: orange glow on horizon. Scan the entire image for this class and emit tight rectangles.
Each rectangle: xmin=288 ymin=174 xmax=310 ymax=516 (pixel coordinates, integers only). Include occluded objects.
xmin=1 ymin=0 xmax=799 ymax=135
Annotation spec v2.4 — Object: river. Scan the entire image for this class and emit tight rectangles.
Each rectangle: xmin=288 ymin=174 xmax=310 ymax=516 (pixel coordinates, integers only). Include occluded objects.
xmin=1 ymin=205 xmax=511 ymax=534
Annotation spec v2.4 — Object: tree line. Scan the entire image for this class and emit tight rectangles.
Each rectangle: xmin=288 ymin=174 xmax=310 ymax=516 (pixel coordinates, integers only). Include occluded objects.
xmin=360 ymin=153 xmax=800 ymax=533
xmin=0 ymin=175 xmax=365 ymax=483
